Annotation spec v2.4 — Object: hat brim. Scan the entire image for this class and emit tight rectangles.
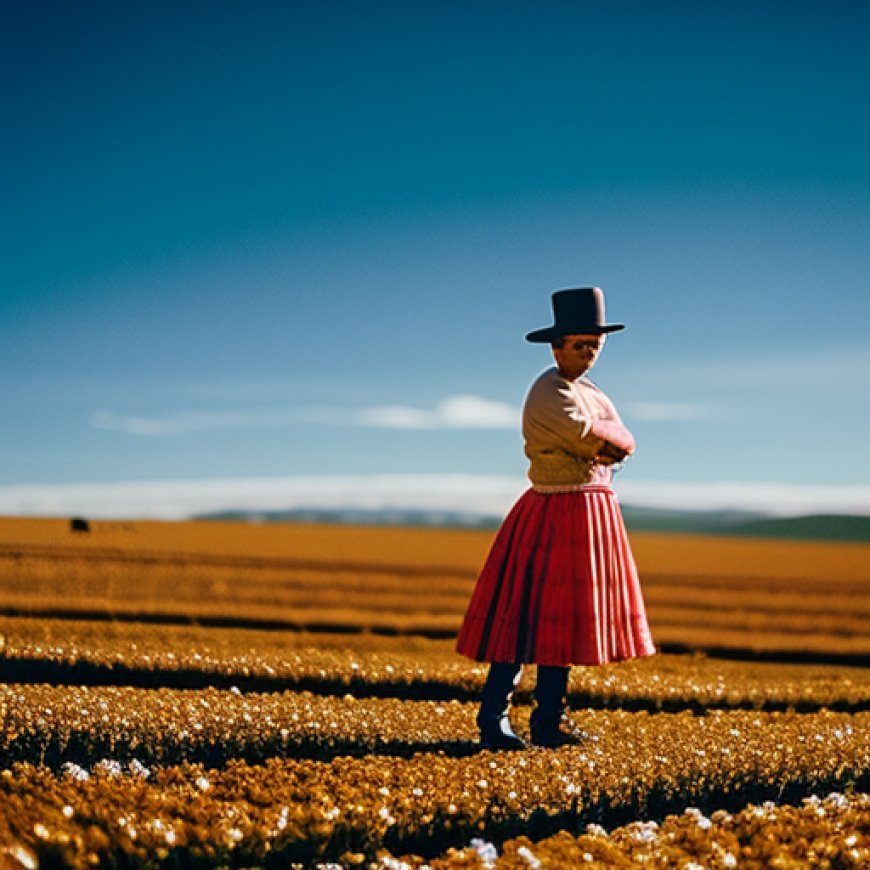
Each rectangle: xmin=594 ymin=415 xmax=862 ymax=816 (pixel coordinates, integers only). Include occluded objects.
xmin=525 ymin=323 xmax=625 ymax=343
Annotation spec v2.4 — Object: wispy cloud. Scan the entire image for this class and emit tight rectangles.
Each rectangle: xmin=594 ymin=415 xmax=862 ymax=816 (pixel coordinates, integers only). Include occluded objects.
xmin=0 ymin=474 xmax=527 ymax=520
xmin=2 ymin=474 xmax=869 ymax=520
xmin=616 ymin=480 xmax=870 ymax=517
xmin=622 ymin=402 xmax=712 ymax=421
xmin=636 ymin=347 xmax=870 ymax=390
xmin=91 ymin=395 xmax=520 ymax=437
xmin=358 ymin=395 xmax=519 ymax=429
xmin=90 ymin=409 xmax=304 ymax=436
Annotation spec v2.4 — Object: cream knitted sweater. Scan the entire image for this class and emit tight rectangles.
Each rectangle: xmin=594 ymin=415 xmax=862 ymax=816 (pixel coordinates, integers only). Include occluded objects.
xmin=521 ymin=367 xmax=636 ymax=489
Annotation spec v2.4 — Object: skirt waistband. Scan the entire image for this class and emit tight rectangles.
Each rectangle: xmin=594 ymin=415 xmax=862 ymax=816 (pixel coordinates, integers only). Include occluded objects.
xmin=531 ymin=483 xmax=614 ymax=495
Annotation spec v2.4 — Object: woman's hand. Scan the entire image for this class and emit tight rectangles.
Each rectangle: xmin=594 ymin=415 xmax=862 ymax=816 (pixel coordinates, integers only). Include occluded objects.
xmin=590 ymin=419 xmax=636 ymax=458
xmin=597 ymin=440 xmax=631 ymax=464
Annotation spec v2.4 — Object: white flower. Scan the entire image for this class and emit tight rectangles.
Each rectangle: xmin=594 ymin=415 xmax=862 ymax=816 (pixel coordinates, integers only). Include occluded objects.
xmin=517 ymin=845 xmax=542 ymax=869
xmin=128 ymin=759 xmax=151 ymax=779
xmin=61 ymin=762 xmax=90 ymax=781
xmin=8 ymin=845 xmax=37 ymax=870
xmin=378 ymin=857 xmax=412 ymax=870
xmin=825 ymin=792 xmax=849 ymax=810
xmin=470 ymin=837 xmax=499 ymax=865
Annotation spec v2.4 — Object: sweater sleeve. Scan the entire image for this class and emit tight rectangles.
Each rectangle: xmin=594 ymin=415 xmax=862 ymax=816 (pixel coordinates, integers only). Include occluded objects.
xmin=522 ymin=370 xmax=607 ymax=460
xmin=585 ymin=381 xmax=636 ymax=455
xmin=590 ymin=418 xmax=636 ymax=455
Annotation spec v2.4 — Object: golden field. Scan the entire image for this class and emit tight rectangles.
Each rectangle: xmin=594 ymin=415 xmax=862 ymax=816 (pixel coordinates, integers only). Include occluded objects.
xmin=1 ymin=517 xmax=868 ymax=659
xmin=1 ymin=516 xmax=869 ymax=867
xmin=2 ymin=515 xmax=869 ymax=579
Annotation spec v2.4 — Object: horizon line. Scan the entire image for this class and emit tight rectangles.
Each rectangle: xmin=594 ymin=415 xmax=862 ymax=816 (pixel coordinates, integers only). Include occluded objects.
xmin=1 ymin=473 xmax=870 ymax=521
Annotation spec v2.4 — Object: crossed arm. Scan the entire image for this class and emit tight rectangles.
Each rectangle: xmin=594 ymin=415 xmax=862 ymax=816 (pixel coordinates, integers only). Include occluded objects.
xmin=590 ymin=417 xmax=636 ymax=464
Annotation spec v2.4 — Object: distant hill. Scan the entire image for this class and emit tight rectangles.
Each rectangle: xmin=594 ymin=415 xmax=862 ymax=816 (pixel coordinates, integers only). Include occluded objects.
xmin=728 ymin=514 xmax=870 ymax=542
xmin=619 ymin=506 xmax=767 ymax=535
xmin=193 ymin=506 xmax=870 ymax=541
xmin=620 ymin=507 xmax=870 ymax=542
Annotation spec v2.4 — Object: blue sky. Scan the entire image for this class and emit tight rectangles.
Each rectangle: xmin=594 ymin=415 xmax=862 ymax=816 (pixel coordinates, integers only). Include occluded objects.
xmin=2 ymin=0 xmax=869 ymax=518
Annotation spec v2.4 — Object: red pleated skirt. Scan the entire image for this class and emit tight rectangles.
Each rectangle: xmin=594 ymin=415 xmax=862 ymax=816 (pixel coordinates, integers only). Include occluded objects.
xmin=455 ymin=486 xmax=656 ymax=667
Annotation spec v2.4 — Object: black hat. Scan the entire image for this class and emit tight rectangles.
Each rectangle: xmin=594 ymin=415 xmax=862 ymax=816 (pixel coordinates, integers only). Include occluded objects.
xmin=525 ymin=287 xmax=625 ymax=343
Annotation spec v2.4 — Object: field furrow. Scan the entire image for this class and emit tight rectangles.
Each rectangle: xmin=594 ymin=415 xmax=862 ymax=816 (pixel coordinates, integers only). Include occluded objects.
xmin=1 ymin=708 xmax=867 ymax=866
xmin=2 ymin=519 xmax=869 ymax=867
xmin=4 ymin=602 xmax=870 ymax=666
xmin=4 ymin=533 xmax=869 ymax=664
xmin=5 ymin=684 xmax=869 ymax=769
xmin=3 ymin=618 xmax=869 ymax=709
xmin=382 ymin=791 xmax=870 ymax=868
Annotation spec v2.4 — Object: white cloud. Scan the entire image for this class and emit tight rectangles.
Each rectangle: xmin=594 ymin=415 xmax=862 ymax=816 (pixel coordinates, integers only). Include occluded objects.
xmin=0 ymin=474 xmax=527 ymax=520
xmin=355 ymin=406 xmax=438 ymax=429
xmin=622 ymin=402 xmax=712 ymax=421
xmin=91 ymin=395 xmax=520 ymax=436
xmin=1 ymin=474 xmax=869 ymax=520
xmin=91 ymin=408 xmax=247 ymax=437
xmin=90 ymin=408 xmax=308 ymax=436
xmin=357 ymin=395 xmax=519 ymax=429
xmin=436 ymin=395 xmax=519 ymax=428
xmin=616 ymin=480 xmax=870 ymax=517
xmin=638 ymin=347 xmax=870 ymax=390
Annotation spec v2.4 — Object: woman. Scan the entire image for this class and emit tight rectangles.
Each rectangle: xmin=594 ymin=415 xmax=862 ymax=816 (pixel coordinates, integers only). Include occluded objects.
xmin=456 ymin=287 xmax=656 ymax=749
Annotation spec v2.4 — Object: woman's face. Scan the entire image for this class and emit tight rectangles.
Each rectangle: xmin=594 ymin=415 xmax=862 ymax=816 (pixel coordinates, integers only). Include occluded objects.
xmin=552 ymin=333 xmax=606 ymax=379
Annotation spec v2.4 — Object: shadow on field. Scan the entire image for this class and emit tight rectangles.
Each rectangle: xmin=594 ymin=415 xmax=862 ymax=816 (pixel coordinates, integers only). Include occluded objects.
xmin=3 ymin=605 xmax=868 ymax=667
xmin=4 ymin=736 xmax=868 ymax=867
xmin=2 ymin=656 xmax=868 ymax=715
xmin=374 ymin=772 xmax=870 ymax=867
xmin=0 ymin=731 xmax=490 ymax=771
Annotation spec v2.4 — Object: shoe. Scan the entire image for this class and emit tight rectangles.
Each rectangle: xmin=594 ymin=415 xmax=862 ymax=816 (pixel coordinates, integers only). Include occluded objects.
xmin=478 ymin=714 xmax=526 ymax=750
xmin=530 ymin=714 xmax=588 ymax=748
xmin=477 ymin=662 xmax=525 ymax=750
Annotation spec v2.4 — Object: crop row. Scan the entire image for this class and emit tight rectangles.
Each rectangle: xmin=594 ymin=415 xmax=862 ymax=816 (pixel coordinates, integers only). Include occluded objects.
xmin=3 ymin=617 xmax=868 ymax=709
xmin=0 ymin=519 xmax=497 ymax=572
xmin=3 ymin=547 xmax=867 ymax=617
xmin=382 ymin=791 xmax=869 ymax=868
xmin=650 ymin=624 xmax=870 ymax=661
xmin=21 ymin=681 xmax=862 ymax=769
xmin=5 ymin=600 xmax=868 ymax=661
xmin=4 ymin=549 xmax=867 ymax=612
xmin=0 ymin=684 xmax=475 ymax=766
xmin=4 ymin=541 xmax=870 ymax=663
xmin=4 ymin=517 xmax=869 ymax=584
xmin=0 ymin=708 xmax=867 ymax=865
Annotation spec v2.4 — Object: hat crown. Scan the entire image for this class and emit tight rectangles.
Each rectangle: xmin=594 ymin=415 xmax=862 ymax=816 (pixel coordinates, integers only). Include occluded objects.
xmin=551 ymin=287 xmax=606 ymax=328
xmin=525 ymin=287 xmax=625 ymax=342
